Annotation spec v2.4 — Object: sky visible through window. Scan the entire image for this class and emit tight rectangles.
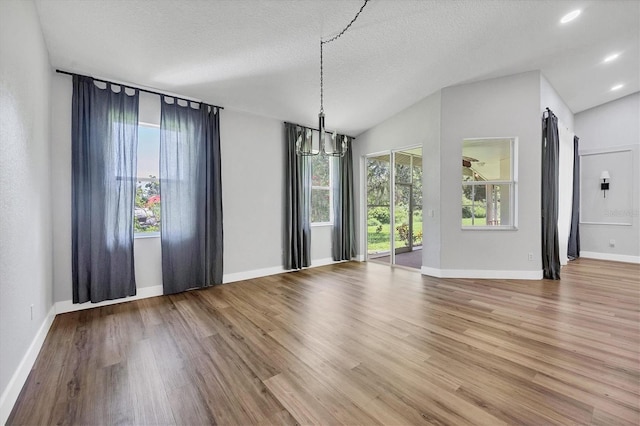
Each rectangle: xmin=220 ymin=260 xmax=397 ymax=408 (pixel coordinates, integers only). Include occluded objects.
xmin=138 ymin=125 xmax=159 ymax=178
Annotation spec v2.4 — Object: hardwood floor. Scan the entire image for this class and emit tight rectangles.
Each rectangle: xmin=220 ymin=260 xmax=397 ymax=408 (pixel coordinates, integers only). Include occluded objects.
xmin=8 ymin=258 xmax=640 ymax=425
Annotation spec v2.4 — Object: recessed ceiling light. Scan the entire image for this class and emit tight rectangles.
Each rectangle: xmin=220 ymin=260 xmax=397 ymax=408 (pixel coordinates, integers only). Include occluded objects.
xmin=603 ymin=53 xmax=620 ymax=63
xmin=560 ymin=9 xmax=581 ymax=24
xmin=611 ymin=84 xmax=624 ymax=91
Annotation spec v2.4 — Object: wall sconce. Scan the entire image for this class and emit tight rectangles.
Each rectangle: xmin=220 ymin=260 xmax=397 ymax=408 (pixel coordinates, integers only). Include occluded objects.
xmin=600 ymin=171 xmax=610 ymax=198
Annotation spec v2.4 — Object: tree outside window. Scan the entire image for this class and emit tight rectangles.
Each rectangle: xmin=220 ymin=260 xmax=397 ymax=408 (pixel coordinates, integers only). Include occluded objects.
xmin=311 ymin=155 xmax=331 ymax=224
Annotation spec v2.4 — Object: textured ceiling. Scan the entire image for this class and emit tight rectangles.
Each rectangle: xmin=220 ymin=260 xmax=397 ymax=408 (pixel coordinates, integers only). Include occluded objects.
xmin=35 ymin=0 xmax=639 ymax=136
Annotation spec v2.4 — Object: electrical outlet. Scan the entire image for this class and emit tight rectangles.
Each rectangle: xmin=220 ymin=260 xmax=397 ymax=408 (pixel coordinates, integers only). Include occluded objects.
xmin=609 ymin=239 xmax=616 ymax=247
xmin=528 ymin=253 xmax=534 ymax=261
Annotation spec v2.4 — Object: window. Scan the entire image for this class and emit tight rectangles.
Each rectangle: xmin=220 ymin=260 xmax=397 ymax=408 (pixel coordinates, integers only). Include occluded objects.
xmin=462 ymin=138 xmax=516 ymax=228
xmin=135 ymin=124 xmax=161 ymax=235
xmin=311 ymin=154 xmax=332 ymax=224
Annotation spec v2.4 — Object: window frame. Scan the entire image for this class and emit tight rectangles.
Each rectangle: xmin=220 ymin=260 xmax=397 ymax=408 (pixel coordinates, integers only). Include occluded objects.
xmin=461 ymin=137 xmax=518 ymax=230
xmin=310 ymin=153 xmax=334 ymax=227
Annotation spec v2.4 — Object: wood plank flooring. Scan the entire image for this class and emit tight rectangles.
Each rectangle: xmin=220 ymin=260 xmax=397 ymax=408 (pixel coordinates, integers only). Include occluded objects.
xmin=8 ymin=258 xmax=640 ymax=425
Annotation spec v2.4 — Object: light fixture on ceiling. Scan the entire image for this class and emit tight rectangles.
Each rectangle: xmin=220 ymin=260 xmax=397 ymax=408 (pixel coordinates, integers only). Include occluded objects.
xmin=603 ymin=53 xmax=620 ymax=63
xmin=611 ymin=83 xmax=624 ymax=91
xmin=560 ymin=9 xmax=581 ymax=24
xmin=296 ymin=0 xmax=369 ymax=157
xmin=600 ymin=171 xmax=610 ymax=198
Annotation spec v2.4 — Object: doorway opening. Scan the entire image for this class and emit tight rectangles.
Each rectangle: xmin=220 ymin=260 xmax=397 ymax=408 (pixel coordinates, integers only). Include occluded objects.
xmin=365 ymin=147 xmax=422 ymax=269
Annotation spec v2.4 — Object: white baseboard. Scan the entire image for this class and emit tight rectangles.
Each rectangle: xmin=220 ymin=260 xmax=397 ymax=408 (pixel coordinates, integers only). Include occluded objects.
xmin=55 ymin=285 xmax=164 ymax=314
xmin=0 ymin=306 xmax=56 ymax=425
xmin=580 ymin=251 xmax=640 ymax=264
xmin=421 ymin=266 xmax=543 ymax=280
xmin=223 ymin=265 xmax=286 ymax=284
xmin=223 ymin=257 xmax=348 ymax=284
xmin=311 ymin=257 xmax=341 ymax=268
xmin=355 ymin=254 xmax=365 ymax=262
xmin=55 ymin=258 xmax=350 ymax=314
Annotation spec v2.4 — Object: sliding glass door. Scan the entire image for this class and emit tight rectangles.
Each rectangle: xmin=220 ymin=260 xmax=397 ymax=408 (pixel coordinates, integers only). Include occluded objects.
xmin=366 ymin=154 xmax=392 ymax=262
xmin=366 ymin=147 xmax=422 ymax=269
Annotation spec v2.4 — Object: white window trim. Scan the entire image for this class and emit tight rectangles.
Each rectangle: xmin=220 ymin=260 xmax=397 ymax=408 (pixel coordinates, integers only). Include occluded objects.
xmin=461 ymin=137 xmax=518 ymax=230
xmin=139 ymin=121 xmax=160 ymax=128
xmin=136 ymin=176 xmax=157 ymax=182
xmin=310 ymin=222 xmax=333 ymax=228
xmin=135 ymin=232 xmax=160 ymax=239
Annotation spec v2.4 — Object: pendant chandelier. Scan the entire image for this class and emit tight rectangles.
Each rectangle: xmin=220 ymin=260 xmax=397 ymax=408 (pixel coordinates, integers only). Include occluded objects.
xmin=297 ymin=0 xmax=369 ymax=157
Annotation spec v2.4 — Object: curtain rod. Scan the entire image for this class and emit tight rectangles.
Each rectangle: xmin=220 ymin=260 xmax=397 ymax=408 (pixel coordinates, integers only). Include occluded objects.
xmin=543 ymin=107 xmax=555 ymax=118
xmin=284 ymin=121 xmax=355 ymax=140
xmin=55 ymin=69 xmax=224 ymax=110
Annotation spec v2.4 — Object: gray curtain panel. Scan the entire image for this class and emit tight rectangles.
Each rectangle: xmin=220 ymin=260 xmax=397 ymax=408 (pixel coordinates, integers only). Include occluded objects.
xmin=541 ymin=109 xmax=561 ymax=280
xmin=72 ymin=75 xmax=139 ymax=303
xmin=203 ymin=105 xmax=224 ymax=286
xmin=332 ymin=136 xmax=356 ymax=261
xmin=568 ymin=135 xmax=580 ymax=260
xmin=160 ymin=98 xmax=223 ymax=295
xmin=284 ymin=123 xmax=311 ymax=269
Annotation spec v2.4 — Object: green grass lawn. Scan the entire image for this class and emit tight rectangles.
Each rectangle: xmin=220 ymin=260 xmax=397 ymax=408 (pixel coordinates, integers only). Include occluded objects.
xmin=367 ymin=221 xmax=423 ymax=253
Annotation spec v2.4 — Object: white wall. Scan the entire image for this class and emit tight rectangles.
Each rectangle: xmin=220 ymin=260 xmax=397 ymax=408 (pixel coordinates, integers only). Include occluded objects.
xmin=221 ymin=109 xmax=286 ymax=274
xmin=50 ymin=74 xmax=72 ymax=302
xmin=575 ymin=92 xmax=640 ymax=261
xmin=50 ymin=77 xmax=336 ymax=303
xmin=0 ymin=0 xmax=54 ymax=421
xmin=353 ymin=91 xmax=441 ymax=267
xmin=355 ymin=72 xmax=550 ymax=277
xmin=540 ymin=74 xmax=574 ymax=131
xmin=440 ymin=71 xmax=542 ymax=275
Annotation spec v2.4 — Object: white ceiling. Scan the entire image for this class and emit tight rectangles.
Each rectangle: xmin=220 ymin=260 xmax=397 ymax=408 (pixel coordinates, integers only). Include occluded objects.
xmin=35 ymin=0 xmax=639 ymax=136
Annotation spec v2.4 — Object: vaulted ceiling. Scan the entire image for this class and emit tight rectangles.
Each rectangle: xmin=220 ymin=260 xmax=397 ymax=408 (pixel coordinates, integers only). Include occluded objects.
xmin=35 ymin=0 xmax=639 ymax=136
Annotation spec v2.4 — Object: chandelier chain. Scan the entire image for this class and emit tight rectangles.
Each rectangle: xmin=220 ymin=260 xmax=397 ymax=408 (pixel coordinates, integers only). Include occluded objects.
xmin=319 ymin=0 xmax=369 ymax=113
xmin=320 ymin=40 xmax=324 ymax=113
xmin=322 ymin=0 xmax=369 ymax=45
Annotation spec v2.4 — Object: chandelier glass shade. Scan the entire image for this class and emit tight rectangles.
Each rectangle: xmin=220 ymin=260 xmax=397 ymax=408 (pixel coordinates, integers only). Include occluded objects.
xmin=295 ymin=115 xmax=348 ymax=157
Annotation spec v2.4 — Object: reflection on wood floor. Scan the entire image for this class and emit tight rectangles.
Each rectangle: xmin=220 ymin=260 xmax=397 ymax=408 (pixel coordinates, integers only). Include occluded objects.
xmin=8 ymin=258 xmax=640 ymax=425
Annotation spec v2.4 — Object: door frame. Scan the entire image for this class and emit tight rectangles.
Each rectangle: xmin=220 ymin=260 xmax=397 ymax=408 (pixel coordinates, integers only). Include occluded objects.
xmin=362 ymin=145 xmax=422 ymax=265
